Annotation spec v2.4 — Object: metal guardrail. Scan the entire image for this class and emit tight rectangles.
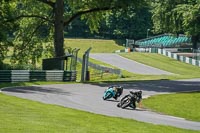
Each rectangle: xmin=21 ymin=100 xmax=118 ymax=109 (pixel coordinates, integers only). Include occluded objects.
xmin=157 ymin=48 xmax=200 ymax=67
xmin=0 ymin=70 xmax=76 ymax=82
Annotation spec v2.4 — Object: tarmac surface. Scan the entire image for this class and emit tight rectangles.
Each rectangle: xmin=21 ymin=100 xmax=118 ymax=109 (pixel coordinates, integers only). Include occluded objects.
xmin=90 ymin=53 xmax=174 ymax=75
xmin=2 ymin=80 xmax=200 ymax=131
xmin=2 ymin=53 xmax=200 ymax=130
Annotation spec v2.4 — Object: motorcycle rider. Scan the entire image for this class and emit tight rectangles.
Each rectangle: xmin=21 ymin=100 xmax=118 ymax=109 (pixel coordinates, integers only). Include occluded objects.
xmin=129 ymin=90 xmax=142 ymax=109
xmin=113 ymin=86 xmax=123 ymax=100
xmin=130 ymin=90 xmax=142 ymax=108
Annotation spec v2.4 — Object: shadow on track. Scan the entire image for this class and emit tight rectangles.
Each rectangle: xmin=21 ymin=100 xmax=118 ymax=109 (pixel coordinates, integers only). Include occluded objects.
xmin=88 ymin=79 xmax=200 ymax=93
xmin=103 ymin=99 xmax=119 ymax=102
xmin=2 ymin=86 xmax=72 ymax=95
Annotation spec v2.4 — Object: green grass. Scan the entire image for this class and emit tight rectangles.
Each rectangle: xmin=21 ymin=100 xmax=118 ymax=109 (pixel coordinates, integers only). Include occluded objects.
xmin=64 ymin=38 xmax=124 ymax=54
xmin=142 ymin=92 xmax=200 ymax=122
xmin=0 ymin=93 xmax=199 ymax=133
xmin=120 ymin=53 xmax=200 ymax=79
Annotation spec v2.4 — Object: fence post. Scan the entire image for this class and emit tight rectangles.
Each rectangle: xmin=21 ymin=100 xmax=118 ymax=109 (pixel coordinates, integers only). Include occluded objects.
xmin=81 ymin=54 xmax=86 ymax=82
xmin=70 ymin=48 xmax=80 ymax=71
xmin=81 ymin=47 xmax=92 ymax=82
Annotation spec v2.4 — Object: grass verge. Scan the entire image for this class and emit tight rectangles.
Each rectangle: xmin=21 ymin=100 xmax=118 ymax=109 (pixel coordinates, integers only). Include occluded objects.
xmin=64 ymin=38 xmax=124 ymax=54
xmin=142 ymin=92 xmax=200 ymax=122
xmin=0 ymin=92 xmax=199 ymax=133
xmin=120 ymin=53 xmax=200 ymax=79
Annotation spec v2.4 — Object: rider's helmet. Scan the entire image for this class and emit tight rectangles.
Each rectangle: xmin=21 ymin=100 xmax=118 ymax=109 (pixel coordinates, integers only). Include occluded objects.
xmin=138 ymin=90 xmax=142 ymax=95
xmin=116 ymin=86 xmax=123 ymax=95
xmin=136 ymin=90 xmax=142 ymax=102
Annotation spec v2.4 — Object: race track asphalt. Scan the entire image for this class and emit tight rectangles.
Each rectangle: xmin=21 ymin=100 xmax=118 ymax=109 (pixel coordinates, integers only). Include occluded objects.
xmin=2 ymin=80 xmax=200 ymax=131
xmin=90 ymin=53 xmax=174 ymax=75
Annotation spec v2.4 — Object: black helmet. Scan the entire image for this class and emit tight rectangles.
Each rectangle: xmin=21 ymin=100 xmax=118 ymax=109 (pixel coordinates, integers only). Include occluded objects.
xmin=119 ymin=86 xmax=123 ymax=90
xmin=138 ymin=90 xmax=142 ymax=95
xmin=137 ymin=90 xmax=142 ymax=98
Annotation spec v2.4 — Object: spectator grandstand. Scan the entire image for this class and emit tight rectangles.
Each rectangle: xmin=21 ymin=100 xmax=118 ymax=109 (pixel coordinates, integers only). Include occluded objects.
xmin=135 ymin=34 xmax=191 ymax=48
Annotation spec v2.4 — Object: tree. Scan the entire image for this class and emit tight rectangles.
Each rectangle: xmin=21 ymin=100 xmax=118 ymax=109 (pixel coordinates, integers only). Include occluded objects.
xmin=1 ymin=0 xmax=54 ymax=68
xmin=0 ymin=1 xmax=17 ymax=65
xmin=65 ymin=6 xmax=152 ymax=40
xmin=1 ymin=0 xmax=146 ymax=65
xmin=105 ymin=6 xmax=152 ymax=40
xmin=151 ymin=0 xmax=200 ymax=49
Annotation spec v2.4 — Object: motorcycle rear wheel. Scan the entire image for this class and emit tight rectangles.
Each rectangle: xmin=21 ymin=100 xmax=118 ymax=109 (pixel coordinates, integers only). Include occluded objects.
xmin=117 ymin=103 xmax=121 ymax=107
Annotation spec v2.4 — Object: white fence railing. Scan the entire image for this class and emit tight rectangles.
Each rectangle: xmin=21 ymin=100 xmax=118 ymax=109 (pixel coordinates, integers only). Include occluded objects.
xmin=157 ymin=48 xmax=200 ymax=67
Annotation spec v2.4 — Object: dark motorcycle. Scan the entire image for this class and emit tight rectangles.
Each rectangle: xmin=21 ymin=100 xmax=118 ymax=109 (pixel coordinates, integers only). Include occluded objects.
xmin=117 ymin=90 xmax=142 ymax=109
xmin=103 ymin=86 xmax=123 ymax=100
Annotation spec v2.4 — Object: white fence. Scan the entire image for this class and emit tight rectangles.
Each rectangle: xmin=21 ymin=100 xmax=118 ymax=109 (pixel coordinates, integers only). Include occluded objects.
xmin=157 ymin=49 xmax=200 ymax=67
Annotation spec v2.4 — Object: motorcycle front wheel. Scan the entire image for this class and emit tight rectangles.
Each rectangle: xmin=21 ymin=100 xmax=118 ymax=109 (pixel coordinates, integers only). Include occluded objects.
xmin=121 ymin=98 xmax=131 ymax=109
xmin=103 ymin=92 xmax=112 ymax=100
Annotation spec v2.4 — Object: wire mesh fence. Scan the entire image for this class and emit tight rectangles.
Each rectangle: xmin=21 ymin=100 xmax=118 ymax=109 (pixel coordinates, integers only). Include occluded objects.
xmin=77 ymin=57 xmax=121 ymax=79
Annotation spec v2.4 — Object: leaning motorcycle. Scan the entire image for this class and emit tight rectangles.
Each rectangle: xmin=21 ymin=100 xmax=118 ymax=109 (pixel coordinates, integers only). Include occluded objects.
xmin=117 ymin=90 xmax=142 ymax=109
xmin=102 ymin=86 xmax=123 ymax=100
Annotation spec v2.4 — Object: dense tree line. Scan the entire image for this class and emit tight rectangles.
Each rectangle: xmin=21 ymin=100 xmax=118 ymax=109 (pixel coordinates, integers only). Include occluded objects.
xmin=65 ymin=6 xmax=152 ymax=40
xmin=0 ymin=0 xmax=145 ymax=68
xmin=0 ymin=0 xmax=199 ymax=68
xmin=151 ymin=0 xmax=200 ymax=49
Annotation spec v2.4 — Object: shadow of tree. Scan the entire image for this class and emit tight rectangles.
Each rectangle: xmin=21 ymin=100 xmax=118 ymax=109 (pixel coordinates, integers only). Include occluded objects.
xmin=88 ymin=79 xmax=200 ymax=93
xmin=2 ymin=86 xmax=72 ymax=95
xmin=114 ymin=39 xmax=125 ymax=46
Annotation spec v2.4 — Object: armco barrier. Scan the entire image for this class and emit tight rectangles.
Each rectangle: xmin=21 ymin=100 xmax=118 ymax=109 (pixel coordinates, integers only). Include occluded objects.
xmin=157 ymin=48 xmax=200 ymax=67
xmin=0 ymin=70 xmax=76 ymax=82
xmin=12 ymin=70 xmax=29 ymax=82
xmin=0 ymin=70 xmax=12 ymax=82
xmin=30 ymin=70 xmax=46 ymax=81
xmin=63 ymin=71 xmax=76 ymax=81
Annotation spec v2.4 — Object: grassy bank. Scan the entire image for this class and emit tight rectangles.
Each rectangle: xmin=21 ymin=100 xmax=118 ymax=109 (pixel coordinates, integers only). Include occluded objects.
xmin=64 ymin=38 xmax=124 ymax=54
xmin=143 ymin=92 xmax=200 ymax=122
xmin=120 ymin=53 xmax=200 ymax=79
xmin=0 ymin=93 xmax=199 ymax=133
